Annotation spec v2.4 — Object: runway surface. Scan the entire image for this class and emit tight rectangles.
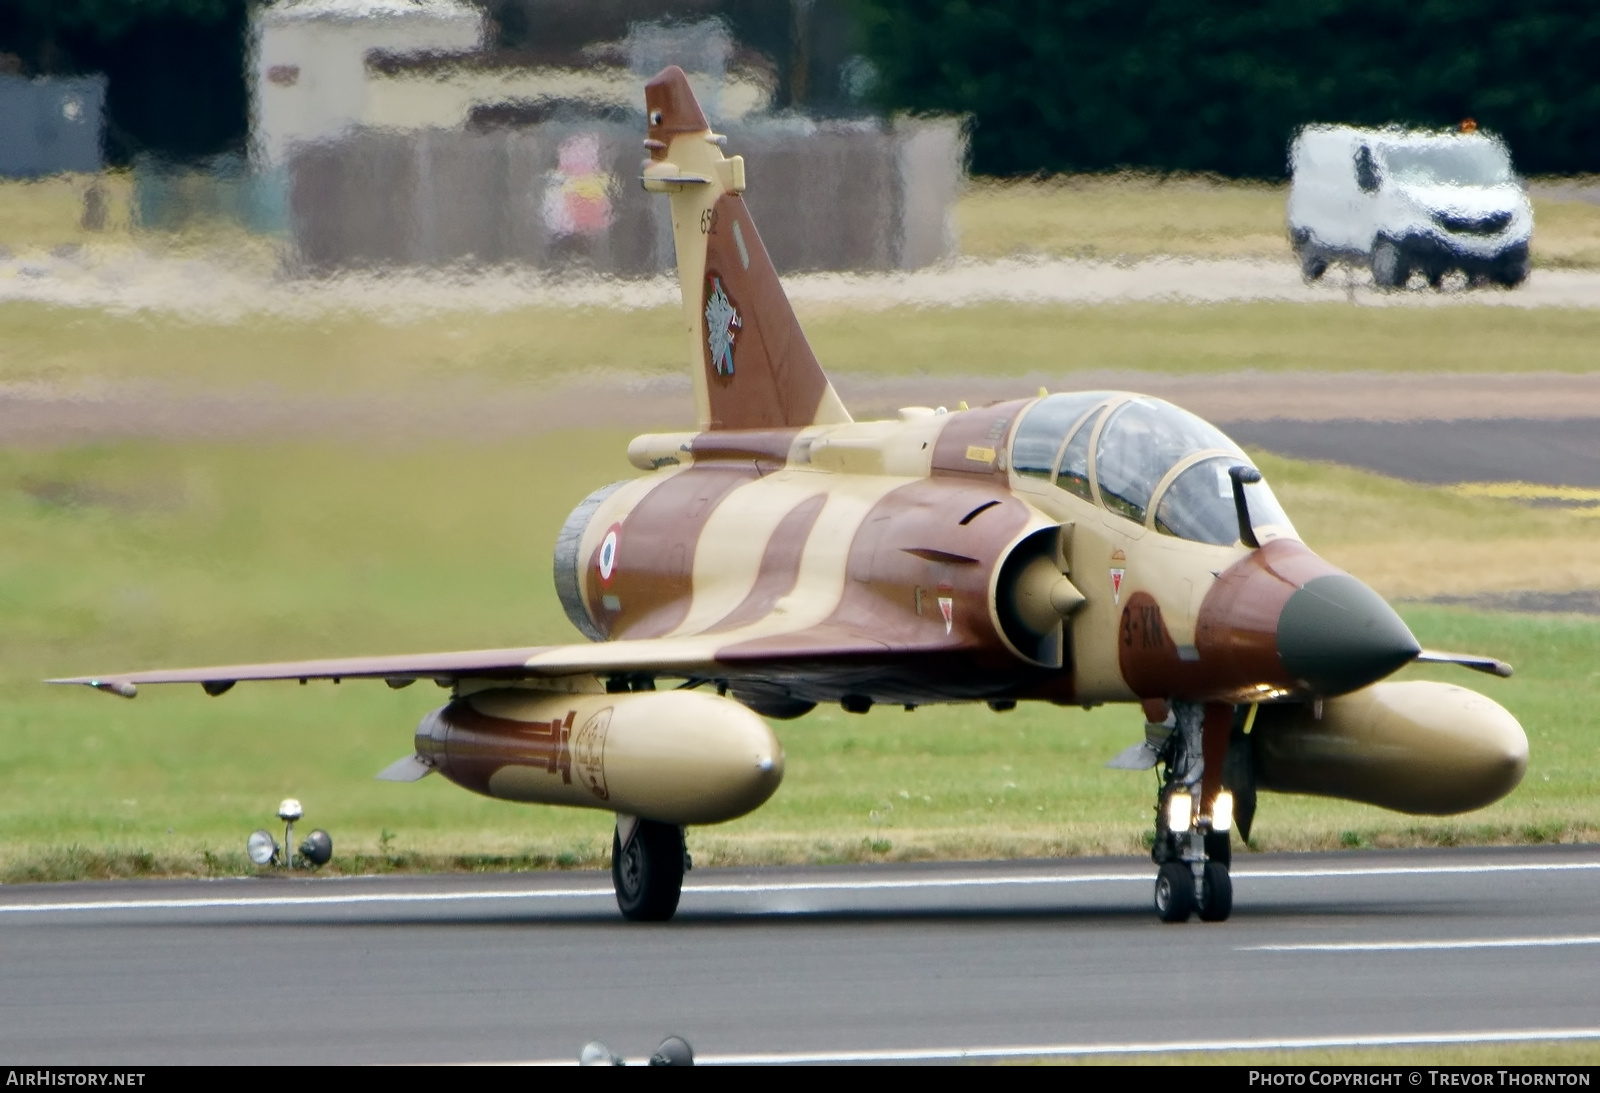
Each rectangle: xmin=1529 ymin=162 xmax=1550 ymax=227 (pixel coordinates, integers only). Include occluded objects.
xmin=2 ymin=845 xmax=1598 ymax=1064
xmin=1226 ymin=417 xmax=1600 ymax=488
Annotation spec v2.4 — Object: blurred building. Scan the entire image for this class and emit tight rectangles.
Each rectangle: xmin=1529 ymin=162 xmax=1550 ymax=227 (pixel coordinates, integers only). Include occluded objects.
xmin=246 ymin=0 xmax=963 ymax=275
xmin=252 ymin=0 xmax=488 ymax=168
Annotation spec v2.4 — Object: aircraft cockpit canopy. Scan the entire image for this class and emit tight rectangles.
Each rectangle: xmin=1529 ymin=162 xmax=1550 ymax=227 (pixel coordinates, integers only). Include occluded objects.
xmin=1011 ymin=393 xmax=1297 ymax=546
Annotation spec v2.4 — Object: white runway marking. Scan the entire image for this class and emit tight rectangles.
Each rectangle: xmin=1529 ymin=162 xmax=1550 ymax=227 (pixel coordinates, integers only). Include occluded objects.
xmin=0 ymin=859 xmax=1595 ymax=916
xmin=509 ymin=1026 xmax=1600 ymax=1065
xmin=1245 ymin=935 xmax=1600 ymax=953
xmin=1232 ymin=862 xmax=1600 ymax=880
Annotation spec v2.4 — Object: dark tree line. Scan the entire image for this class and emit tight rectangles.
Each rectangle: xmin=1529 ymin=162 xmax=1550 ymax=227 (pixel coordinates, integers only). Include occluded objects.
xmin=0 ymin=0 xmax=248 ymax=164
xmin=850 ymin=0 xmax=1600 ymax=178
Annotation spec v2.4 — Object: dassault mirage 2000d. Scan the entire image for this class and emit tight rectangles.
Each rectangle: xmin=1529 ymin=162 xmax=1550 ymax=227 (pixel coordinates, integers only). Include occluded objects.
xmin=56 ymin=67 xmax=1527 ymax=924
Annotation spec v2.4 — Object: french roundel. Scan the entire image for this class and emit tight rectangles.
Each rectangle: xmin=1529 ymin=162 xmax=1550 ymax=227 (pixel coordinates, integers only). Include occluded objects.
xmin=598 ymin=525 xmax=621 ymax=584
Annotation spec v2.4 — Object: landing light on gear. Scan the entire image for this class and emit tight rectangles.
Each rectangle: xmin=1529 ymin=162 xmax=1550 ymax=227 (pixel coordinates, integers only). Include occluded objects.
xmin=1165 ymin=791 xmax=1192 ymax=832
xmin=1212 ymin=790 xmax=1234 ymax=833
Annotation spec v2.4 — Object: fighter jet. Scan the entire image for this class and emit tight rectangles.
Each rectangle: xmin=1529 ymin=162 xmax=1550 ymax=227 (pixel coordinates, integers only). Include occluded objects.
xmin=53 ymin=67 xmax=1527 ymax=924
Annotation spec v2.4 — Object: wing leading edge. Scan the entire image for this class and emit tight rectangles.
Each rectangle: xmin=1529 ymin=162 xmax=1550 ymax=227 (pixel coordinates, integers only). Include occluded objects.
xmin=48 ymin=626 xmax=912 ymax=699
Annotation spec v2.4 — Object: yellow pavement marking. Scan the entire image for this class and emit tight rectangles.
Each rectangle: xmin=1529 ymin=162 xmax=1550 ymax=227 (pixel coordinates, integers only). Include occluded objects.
xmin=1450 ymin=481 xmax=1600 ymax=503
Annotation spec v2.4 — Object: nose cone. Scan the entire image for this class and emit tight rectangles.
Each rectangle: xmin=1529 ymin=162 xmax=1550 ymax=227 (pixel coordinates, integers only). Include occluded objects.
xmin=1277 ymin=574 xmax=1421 ymax=696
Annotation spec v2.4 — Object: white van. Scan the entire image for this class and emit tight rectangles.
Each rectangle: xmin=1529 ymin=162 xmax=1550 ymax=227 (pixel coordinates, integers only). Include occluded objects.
xmin=1287 ymin=124 xmax=1532 ymax=288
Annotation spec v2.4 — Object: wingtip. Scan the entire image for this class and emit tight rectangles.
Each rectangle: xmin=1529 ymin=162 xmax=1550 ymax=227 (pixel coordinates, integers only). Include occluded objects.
xmin=48 ymin=678 xmax=138 ymax=698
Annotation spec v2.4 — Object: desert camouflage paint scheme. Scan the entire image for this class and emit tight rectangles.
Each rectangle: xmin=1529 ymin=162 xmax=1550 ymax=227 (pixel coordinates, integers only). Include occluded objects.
xmin=57 ymin=68 xmax=1527 ymax=922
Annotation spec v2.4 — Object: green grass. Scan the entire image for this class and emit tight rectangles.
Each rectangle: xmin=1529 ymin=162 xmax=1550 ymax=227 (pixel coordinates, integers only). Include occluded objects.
xmin=957 ymin=174 xmax=1292 ymax=261
xmin=954 ymin=173 xmax=1600 ymax=268
xmin=806 ymin=302 xmax=1600 ymax=377
xmin=1 ymin=434 xmax=1595 ymax=880
xmin=5 ymin=301 xmax=1600 ymax=398
xmin=1254 ymin=451 xmax=1600 ymax=598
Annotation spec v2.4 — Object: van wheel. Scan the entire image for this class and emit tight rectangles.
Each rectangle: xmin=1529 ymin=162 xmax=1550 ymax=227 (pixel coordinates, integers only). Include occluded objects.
xmin=1297 ymin=247 xmax=1327 ymax=282
xmin=1371 ymin=238 xmax=1407 ymax=289
xmin=1489 ymin=250 xmax=1530 ymax=288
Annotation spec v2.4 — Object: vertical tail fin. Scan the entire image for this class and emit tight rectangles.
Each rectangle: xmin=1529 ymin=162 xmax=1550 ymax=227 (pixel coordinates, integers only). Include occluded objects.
xmin=642 ymin=66 xmax=851 ymax=432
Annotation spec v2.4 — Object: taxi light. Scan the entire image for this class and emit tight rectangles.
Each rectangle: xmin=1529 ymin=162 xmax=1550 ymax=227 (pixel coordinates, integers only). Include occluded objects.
xmin=1212 ymin=791 xmax=1234 ymax=833
xmin=1460 ymin=117 xmax=1478 ymax=133
xmin=1166 ymin=792 xmax=1193 ymax=832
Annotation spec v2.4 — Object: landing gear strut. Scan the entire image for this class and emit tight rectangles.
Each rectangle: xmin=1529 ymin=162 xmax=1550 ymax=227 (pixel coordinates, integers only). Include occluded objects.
xmin=1150 ymin=701 xmax=1235 ymax=923
xmin=612 ymin=816 xmax=688 ymax=922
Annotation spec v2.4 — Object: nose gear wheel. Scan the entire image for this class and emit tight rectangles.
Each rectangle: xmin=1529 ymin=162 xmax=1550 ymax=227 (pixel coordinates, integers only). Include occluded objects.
xmin=1154 ymin=861 xmax=1195 ymax=923
xmin=1197 ymin=861 xmax=1233 ymax=922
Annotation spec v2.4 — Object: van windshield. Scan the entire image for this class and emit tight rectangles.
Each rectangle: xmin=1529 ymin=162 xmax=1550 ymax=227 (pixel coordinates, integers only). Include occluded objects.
xmin=1382 ymin=142 xmax=1513 ymax=187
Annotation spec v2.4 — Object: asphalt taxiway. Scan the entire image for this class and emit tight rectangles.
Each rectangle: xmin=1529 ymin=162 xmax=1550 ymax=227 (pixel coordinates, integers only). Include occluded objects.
xmin=1 ymin=846 xmax=1597 ymax=1064
xmin=1224 ymin=417 xmax=1600 ymax=489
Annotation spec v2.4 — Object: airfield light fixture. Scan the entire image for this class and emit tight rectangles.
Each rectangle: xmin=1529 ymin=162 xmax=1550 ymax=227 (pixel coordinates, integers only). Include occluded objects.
xmin=649 ymin=1036 xmax=695 ymax=1066
xmin=1212 ymin=791 xmax=1235 ymax=833
xmin=275 ymin=798 xmax=304 ymax=868
xmin=1166 ymin=791 xmax=1193 ymax=833
xmin=247 ymin=829 xmax=280 ymax=867
xmin=299 ymin=829 xmax=334 ymax=867
xmin=579 ymin=1041 xmax=624 ymax=1066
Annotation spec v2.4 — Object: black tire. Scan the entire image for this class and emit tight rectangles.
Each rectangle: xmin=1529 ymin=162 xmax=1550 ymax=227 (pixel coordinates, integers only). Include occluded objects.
xmin=1197 ymin=862 xmax=1233 ymax=922
xmin=613 ymin=820 xmax=685 ymax=922
xmin=1489 ymin=247 xmax=1530 ymax=288
xmin=1294 ymin=243 xmax=1327 ymax=282
xmin=1371 ymin=237 xmax=1408 ymax=289
xmin=1154 ymin=861 xmax=1195 ymax=924
xmin=1204 ymin=828 xmax=1231 ymax=868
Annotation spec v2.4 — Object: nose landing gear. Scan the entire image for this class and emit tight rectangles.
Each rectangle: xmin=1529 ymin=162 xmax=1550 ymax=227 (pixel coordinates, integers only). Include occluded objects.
xmin=1150 ymin=700 xmax=1236 ymax=924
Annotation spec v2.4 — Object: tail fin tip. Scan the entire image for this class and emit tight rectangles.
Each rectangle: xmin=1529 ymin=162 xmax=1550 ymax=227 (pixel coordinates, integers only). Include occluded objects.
xmin=645 ymin=66 xmax=708 ymax=142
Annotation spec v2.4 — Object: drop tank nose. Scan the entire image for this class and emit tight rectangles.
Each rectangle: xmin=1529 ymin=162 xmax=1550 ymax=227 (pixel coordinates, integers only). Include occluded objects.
xmin=1277 ymin=574 xmax=1421 ymax=696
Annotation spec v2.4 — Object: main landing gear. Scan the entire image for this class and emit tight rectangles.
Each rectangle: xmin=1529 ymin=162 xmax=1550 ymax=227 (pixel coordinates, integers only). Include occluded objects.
xmin=612 ymin=816 xmax=689 ymax=921
xmin=1150 ymin=700 xmax=1235 ymax=923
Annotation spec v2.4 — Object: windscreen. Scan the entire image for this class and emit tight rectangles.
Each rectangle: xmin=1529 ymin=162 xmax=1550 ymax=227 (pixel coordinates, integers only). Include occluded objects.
xmin=1383 ymin=141 xmax=1513 ymax=187
xmin=1153 ymin=456 xmax=1296 ymax=546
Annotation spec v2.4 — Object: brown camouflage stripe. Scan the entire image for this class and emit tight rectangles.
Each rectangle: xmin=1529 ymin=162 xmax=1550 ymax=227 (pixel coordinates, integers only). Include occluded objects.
xmin=718 ymin=478 xmax=1061 ymax=701
xmin=596 ymin=463 xmax=757 ymax=640
xmin=932 ymin=400 xmax=1027 ymax=481
xmin=689 ymin=427 xmax=801 ymax=471
xmin=417 ymin=699 xmax=575 ymax=797
xmin=706 ymin=493 xmax=828 ymax=634
xmin=1118 ymin=539 xmax=1346 ymax=703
